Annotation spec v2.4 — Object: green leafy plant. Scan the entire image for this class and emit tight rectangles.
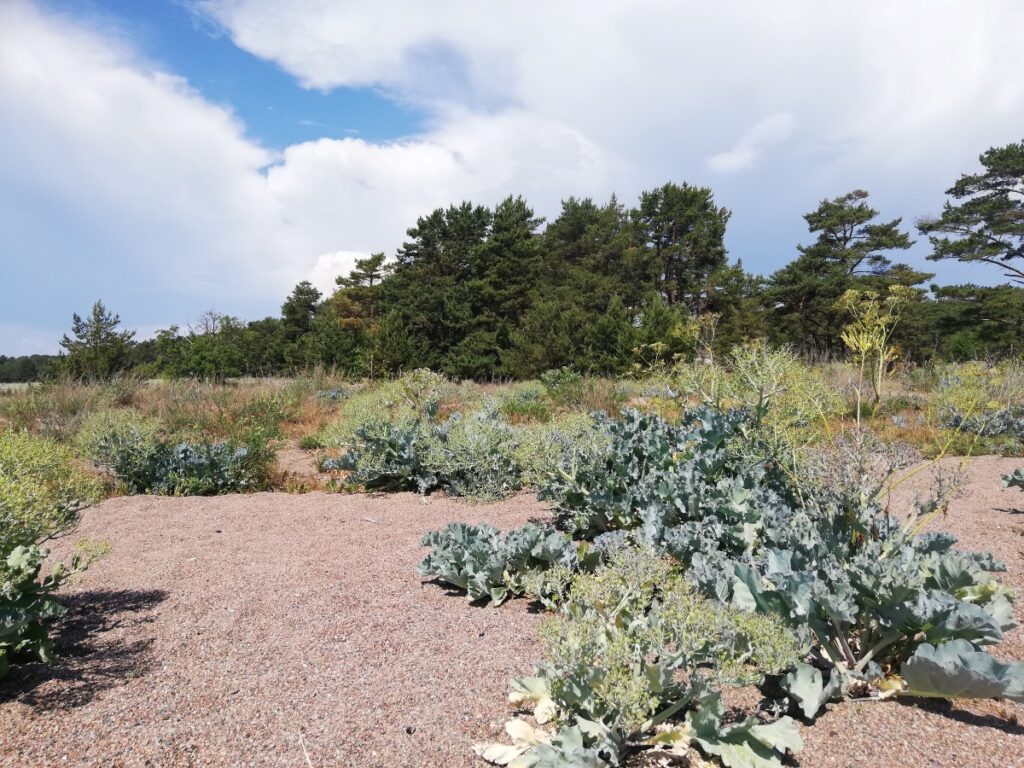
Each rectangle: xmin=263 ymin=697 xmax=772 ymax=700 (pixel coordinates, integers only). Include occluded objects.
xmin=477 ymin=549 xmax=801 ymax=767
xmin=540 ymin=367 xmax=585 ymax=407
xmin=433 ymin=404 xmax=1023 ymax=751
xmin=418 ymin=522 xmax=586 ymax=605
xmin=0 ymin=544 xmax=83 ymax=679
xmin=77 ymin=411 xmax=275 ymax=495
xmin=1 ymin=430 xmax=100 ymax=551
xmin=0 ymin=431 xmax=97 ymax=678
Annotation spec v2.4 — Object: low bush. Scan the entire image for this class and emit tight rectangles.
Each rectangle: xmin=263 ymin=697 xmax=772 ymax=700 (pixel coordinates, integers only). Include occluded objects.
xmin=0 ymin=430 xmax=98 ymax=679
xmin=0 ymin=430 xmax=100 ymax=550
xmin=329 ymin=413 xmax=437 ymax=493
xmin=1004 ymin=468 xmax=1024 ymax=492
xmin=336 ymin=399 xmax=608 ymax=500
xmin=319 ymin=369 xmax=456 ymax=449
xmin=418 ymin=522 xmax=586 ymax=605
xmin=514 ymin=413 xmax=610 ymax=491
xmin=540 ymin=366 xmax=585 ymax=406
xmin=0 ymin=544 xmax=83 ymax=679
xmin=477 ymin=548 xmax=802 ymax=767
xmin=77 ymin=410 xmax=275 ymax=495
xmin=424 ymin=406 xmax=523 ymax=500
xmin=425 ymin=404 xmax=1024 ymax=767
xmin=497 ymin=381 xmax=551 ymax=423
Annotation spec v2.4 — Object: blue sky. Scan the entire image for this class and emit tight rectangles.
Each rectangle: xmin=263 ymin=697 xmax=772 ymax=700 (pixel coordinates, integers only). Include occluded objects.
xmin=2 ymin=0 xmax=1024 ymax=354
xmin=47 ymin=0 xmax=426 ymax=150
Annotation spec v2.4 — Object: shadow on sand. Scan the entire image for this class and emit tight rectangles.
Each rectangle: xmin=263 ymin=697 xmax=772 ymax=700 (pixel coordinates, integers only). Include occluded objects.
xmin=0 ymin=588 xmax=167 ymax=710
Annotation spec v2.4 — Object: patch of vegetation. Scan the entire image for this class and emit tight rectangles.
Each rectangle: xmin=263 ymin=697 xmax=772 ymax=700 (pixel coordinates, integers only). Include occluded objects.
xmin=418 ymin=522 xmax=585 ymax=606
xmin=424 ymin=402 xmax=1024 ymax=766
xmin=76 ymin=409 xmax=276 ymax=495
xmin=0 ymin=430 xmax=98 ymax=678
xmin=477 ymin=548 xmax=801 ymax=767
xmin=0 ymin=430 xmax=101 ymax=550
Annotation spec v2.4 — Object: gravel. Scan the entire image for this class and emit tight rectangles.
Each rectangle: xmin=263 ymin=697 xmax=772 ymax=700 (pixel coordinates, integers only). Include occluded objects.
xmin=2 ymin=457 xmax=1023 ymax=767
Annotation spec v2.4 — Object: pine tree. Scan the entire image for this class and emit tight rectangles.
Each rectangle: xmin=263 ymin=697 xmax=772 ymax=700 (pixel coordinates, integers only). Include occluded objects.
xmin=59 ymin=300 xmax=135 ymax=380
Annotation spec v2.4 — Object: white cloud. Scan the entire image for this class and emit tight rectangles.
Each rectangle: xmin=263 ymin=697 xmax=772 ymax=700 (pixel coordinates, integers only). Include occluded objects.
xmin=0 ymin=1 xmax=299 ymax=323
xmin=306 ymin=251 xmax=366 ymax=295
xmin=5 ymin=0 xmax=1024 ymax=353
xmin=708 ymin=113 xmax=797 ymax=173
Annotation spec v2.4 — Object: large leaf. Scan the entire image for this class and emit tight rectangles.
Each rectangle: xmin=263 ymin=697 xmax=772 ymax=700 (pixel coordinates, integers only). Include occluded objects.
xmin=779 ymin=662 xmax=844 ymax=720
xmin=901 ymin=640 xmax=1024 ymax=702
xmin=1002 ymin=468 xmax=1024 ymax=491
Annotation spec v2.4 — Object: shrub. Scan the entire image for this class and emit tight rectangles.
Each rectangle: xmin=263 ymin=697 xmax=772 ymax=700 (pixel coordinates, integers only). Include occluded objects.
xmin=424 ymin=405 xmax=523 ymax=500
xmin=77 ymin=410 xmax=274 ymax=495
xmin=319 ymin=370 xmax=455 ymax=449
xmin=75 ymin=410 xmax=161 ymax=492
xmin=542 ymin=408 xmax=792 ymax=560
xmin=418 ymin=522 xmax=586 ymax=605
xmin=0 ymin=430 xmax=100 ymax=550
xmin=477 ymin=548 xmax=801 ymax=767
xmin=331 ymin=414 xmax=437 ymax=493
xmin=514 ymin=413 xmax=609 ymax=490
xmin=542 ymin=410 xmax=1023 ymax=712
xmin=1004 ymin=468 xmax=1024 ymax=492
xmin=498 ymin=381 xmax=551 ymax=423
xmin=432 ymin=404 xmax=1024 ymax=751
xmin=335 ymin=403 xmax=526 ymax=500
xmin=0 ymin=544 xmax=82 ymax=679
xmin=0 ymin=430 xmax=97 ymax=679
xmin=540 ymin=366 xmax=585 ymax=406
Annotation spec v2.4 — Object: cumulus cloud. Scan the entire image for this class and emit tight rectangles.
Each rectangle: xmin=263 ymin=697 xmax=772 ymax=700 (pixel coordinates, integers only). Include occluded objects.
xmin=0 ymin=1 xmax=297 ymax=332
xmin=4 ymin=0 xmax=1024 ymax=352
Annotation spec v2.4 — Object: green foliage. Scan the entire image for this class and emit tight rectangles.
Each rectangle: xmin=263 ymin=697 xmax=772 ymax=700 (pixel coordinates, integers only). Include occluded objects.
xmin=543 ymin=408 xmax=792 ymax=564
xmin=498 ymin=381 xmax=552 ymax=423
xmin=333 ymin=402 xmax=525 ymax=500
xmin=766 ymin=190 xmax=926 ymax=355
xmin=1003 ymin=468 xmax=1024 ymax=491
xmin=478 ymin=548 xmax=800 ymax=767
xmin=539 ymin=367 xmax=585 ymax=407
xmin=418 ymin=522 xmax=585 ymax=605
xmin=424 ymin=406 xmax=523 ymax=500
xmin=528 ymin=408 xmax=1022 ymax=719
xmin=672 ymin=342 xmax=844 ymax=467
xmin=0 ymin=431 xmax=100 ymax=551
xmin=59 ymin=300 xmax=136 ymax=380
xmin=0 ymin=431 xmax=96 ymax=679
xmin=919 ymin=139 xmax=1024 ymax=285
xmin=515 ymin=413 xmax=609 ymax=491
xmin=901 ymin=639 xmax=1024 ymax=701
xmin=77 ymin=410 xmax=275 ymax=495
xmin=0 ymin=544 xmax=82 ymax=679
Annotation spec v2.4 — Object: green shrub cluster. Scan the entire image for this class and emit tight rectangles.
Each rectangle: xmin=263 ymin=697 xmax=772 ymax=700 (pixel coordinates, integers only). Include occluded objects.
xmin=478 ymin=548 xmax=802 ymax=767
xmin=0 ymin=430 xmax=98 ymax=678
xmin=1 ymin=431 xmax=100 ymax=550
xmin=418 ymin=522 xmax=586 ymax=605
xmin=330 ymin=397 xmax=606 ymax=500
xmin=77 ymin=410 xmax=276 ymax=495
xmin=425 ymin=404 xmax=1024 ymax=767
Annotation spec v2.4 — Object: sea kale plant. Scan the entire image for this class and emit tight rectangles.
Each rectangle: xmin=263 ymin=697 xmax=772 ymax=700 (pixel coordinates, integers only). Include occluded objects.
xmin=418 ymin=522 xmax=587 ymax=606
xmin=77 ymin=409 xmax=276 ymax=495
xmin=0 ymin=544 xmax=82 ymax=678
xmin=476 ymin=549 xmax=802 ymax=767
xmin=422 ymin=405 xmax=1024 ymax=766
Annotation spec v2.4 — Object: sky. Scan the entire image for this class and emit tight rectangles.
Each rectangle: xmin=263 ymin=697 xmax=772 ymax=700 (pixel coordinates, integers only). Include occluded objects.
xmin=2 ymin=1 xmax=1023 ymax=355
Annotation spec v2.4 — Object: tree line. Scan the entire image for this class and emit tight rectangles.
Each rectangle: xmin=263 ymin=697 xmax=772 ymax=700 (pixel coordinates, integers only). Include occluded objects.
xmin=5 ymin=140 xmax=1023 ymax=383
